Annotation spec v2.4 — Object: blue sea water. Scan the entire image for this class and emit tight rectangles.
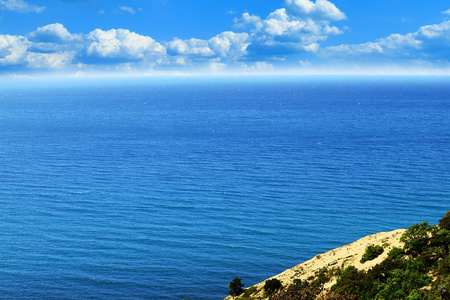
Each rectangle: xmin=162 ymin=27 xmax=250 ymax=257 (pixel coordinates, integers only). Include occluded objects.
xmin=0 ymin=76 xmax=449 ymax=299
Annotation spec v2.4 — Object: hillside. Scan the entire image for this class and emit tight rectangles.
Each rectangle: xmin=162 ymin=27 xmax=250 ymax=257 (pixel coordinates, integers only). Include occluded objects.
xmin=225 ymin=211 xmax=450 ymax=300
xmin=225 ymin=229 xmax=405 ymax=300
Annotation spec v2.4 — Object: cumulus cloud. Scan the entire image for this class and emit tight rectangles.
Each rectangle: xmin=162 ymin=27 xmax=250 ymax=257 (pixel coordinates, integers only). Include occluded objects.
xmin=263 ymin=9 xmax=302 ymax=36
xmin=86 ymin=29 xmax=165 ymax=60
xmin=284 ymin=0 xmax=346 ymax=21
xmin=167 ymin=38 xmax=214 ymax=57
xmin=28 ymin=23 xmax=81 ymax=43
xmin=0 ymin=25 xmax=169 ymax=71
xmin=323 ymin=20 xmax=450 ymax=66
xmin=0 ymin=34 xmax=30 ymax=65
xmin=6 ymin=0 xmax=450 ymax=74
xmin=0 ymin=0 xmax=347 ymax=73
xmin=234 ymin=6 xmax=343 ymax=57
xmin=166 ymin=31 xmax=249 ymax=59
xmin=0 ymin=0 xmax=45 ymax=13
xmin=209 ymin=31 xmax=250 ymax=58
xmin=442 ymin=9 xmax=450 ymax=15
xmin=0 ymin=33 xmax=75 ymax=69
xmin=234 ymin=12 xmax=264 ymax=30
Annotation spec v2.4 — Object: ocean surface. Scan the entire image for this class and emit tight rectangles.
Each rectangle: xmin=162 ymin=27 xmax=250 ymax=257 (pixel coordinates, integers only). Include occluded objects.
xmin=0 ymin=76 xmax=449 ymax=299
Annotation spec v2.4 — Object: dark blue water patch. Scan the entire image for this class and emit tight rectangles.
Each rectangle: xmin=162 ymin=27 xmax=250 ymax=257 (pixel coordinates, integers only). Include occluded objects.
xmin=0 ymin=76 xmax=449 ymax=299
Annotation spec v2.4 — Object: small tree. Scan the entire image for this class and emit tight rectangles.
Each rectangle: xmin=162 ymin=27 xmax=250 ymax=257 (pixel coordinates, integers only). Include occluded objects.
xmin=400 ymin=222 xmax=436 ymax=258
xmin=264 ymin=278 xmax=282 ymax=295
xmin=228 ymin=278 xmax=244 ymax=296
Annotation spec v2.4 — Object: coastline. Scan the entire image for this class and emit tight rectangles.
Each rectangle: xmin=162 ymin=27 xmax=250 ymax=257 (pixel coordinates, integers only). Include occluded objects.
xmin=225 ymin=229 xmax=406 ymax=300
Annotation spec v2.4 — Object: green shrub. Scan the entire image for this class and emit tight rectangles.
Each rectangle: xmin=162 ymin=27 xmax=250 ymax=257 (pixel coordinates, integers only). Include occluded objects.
xmin=401 ymin=222 xmax=437 ymax=258
xmin=240 ymin=286 xmax=257 ymax=298
xmin=332 ymin=266 xmax=365 ymax=296
xmin=405 ymin=290 xmax=425 ymax=300
xmin=314 ymin=267 xmax=331 ymax=285
xmin=264 ymin=278 xmax=282 ymax=295
xmin=366 ymin=257 xmax=406 ymax=284
xmin=387 ymin=247 xmax=406 ymax=260
xmin=374 ymin=268 xmax=432 ymax=299
xmin=268 ymin=279 xmax=320 ymax=300
xmin=228 ymin=278 xmax=245 ymax=296
xmin=360 ymin=245 xmax=384 ymax=263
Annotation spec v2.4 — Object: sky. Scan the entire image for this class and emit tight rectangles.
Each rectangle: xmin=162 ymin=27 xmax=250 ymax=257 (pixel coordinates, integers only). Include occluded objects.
xmin=1 ymin=0 xmax=450 ymax=76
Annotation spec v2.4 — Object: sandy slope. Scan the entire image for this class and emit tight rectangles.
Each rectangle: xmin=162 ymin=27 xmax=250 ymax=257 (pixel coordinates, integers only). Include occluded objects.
xmin=225 ymin=229 xmax=406 ymax=299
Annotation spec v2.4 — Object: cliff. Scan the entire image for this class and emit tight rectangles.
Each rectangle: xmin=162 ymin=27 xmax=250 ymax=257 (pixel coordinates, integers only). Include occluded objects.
xmin=225 ymin=228 xmax=406 ymax=300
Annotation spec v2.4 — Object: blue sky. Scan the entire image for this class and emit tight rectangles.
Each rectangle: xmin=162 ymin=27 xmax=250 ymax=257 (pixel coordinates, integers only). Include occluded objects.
xmin=1 ymin=0 xmax=450 ymax=75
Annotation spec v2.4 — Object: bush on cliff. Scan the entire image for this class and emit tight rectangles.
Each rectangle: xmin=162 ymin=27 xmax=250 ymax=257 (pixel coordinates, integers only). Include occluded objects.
xmin=400 ymin=222 xmax=437 ymax=258
xmin=228 ymin=278 xmax=244 ymax=296
xmin=264 ymin=278 xmax=282 ymax=296
xmin=360 ymin=244 xmax=384 ymax=263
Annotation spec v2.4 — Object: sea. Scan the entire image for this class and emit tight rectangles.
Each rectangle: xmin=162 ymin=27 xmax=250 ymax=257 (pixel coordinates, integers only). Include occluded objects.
xmin=0 ymin=76 xmax=448 ymax=299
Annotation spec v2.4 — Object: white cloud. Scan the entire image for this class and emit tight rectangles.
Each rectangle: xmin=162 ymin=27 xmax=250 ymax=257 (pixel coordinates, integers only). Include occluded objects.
xmin=119 ymin=5 xmax=135 ymax=14
xmin=10 ymin=0 xmax=450 ymax=74
xmin=299 ymin=59 xmax=311 ymax=66
xmin=0 ymin=33 xmax=76 ymax=70
xmin=167 ymin=38 xmax=214 ymax=57
xmin=86 ymin=29 xmax=165 ymax=59
xmin=263 ymin=9 xmax=303 ymax=36
xmin=383 ymin=33 xmax=422 ymax=50
xmin=442 ymin=9 xmax=450 ymax=15
xmin=234 ymin=5 xmax=344 ymax=57
xmin=167 ymin=31 xmax=249 ymax=59
xmin=284 ymin=0 xmax=346 ymax=21
xmin=209 ymin=58 xmax=226 ymax=71
xmin=234 ymin=12 xmax=263 ymax=30
xmin=74 ymin=0 xmax=342 ymax=69
xmin=418 ymin=20 xmax=450 ymax=38
xmin=28 ymin=23 xmax=81 ymax=43
xmin=325 ymin=42 xmax=382 ymax=55
xmin=0 ymin=0 xmax=347 ymax=73
xmin=209 ymin=31 xmax=249 ymax=58
xmin=325 ymin=33 xmax=421 ymax=56
xmin=174 ymin=57 xmax=186 ymax=65
xmin=0 ymin=26 xmax=170 ymax=71
xmin=0 ymin=34 xmax=30 ymax=65
xmin=323 ymin=20 xmax=450 ymax=65
xmin=25 ymin=51 xmax=75 ymax=69
xmin=243 ymin=61 xmax=274 ymax=72
xmin=0 ymin=0 xmax=45 ymax=13
xmin=302 ymin=42 xmax=319 ymax=52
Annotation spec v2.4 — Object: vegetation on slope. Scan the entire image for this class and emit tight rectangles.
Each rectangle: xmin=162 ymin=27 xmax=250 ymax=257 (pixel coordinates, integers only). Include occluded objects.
xmin=228 ymin=211 xmax=450 ymax=300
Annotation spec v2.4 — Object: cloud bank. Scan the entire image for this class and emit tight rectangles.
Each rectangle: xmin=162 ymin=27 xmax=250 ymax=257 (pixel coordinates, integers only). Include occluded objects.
xmin=1 ymin=1 xmax=450 ymax=74
xmin=323 ymin=20 xmax=450 ymax=63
